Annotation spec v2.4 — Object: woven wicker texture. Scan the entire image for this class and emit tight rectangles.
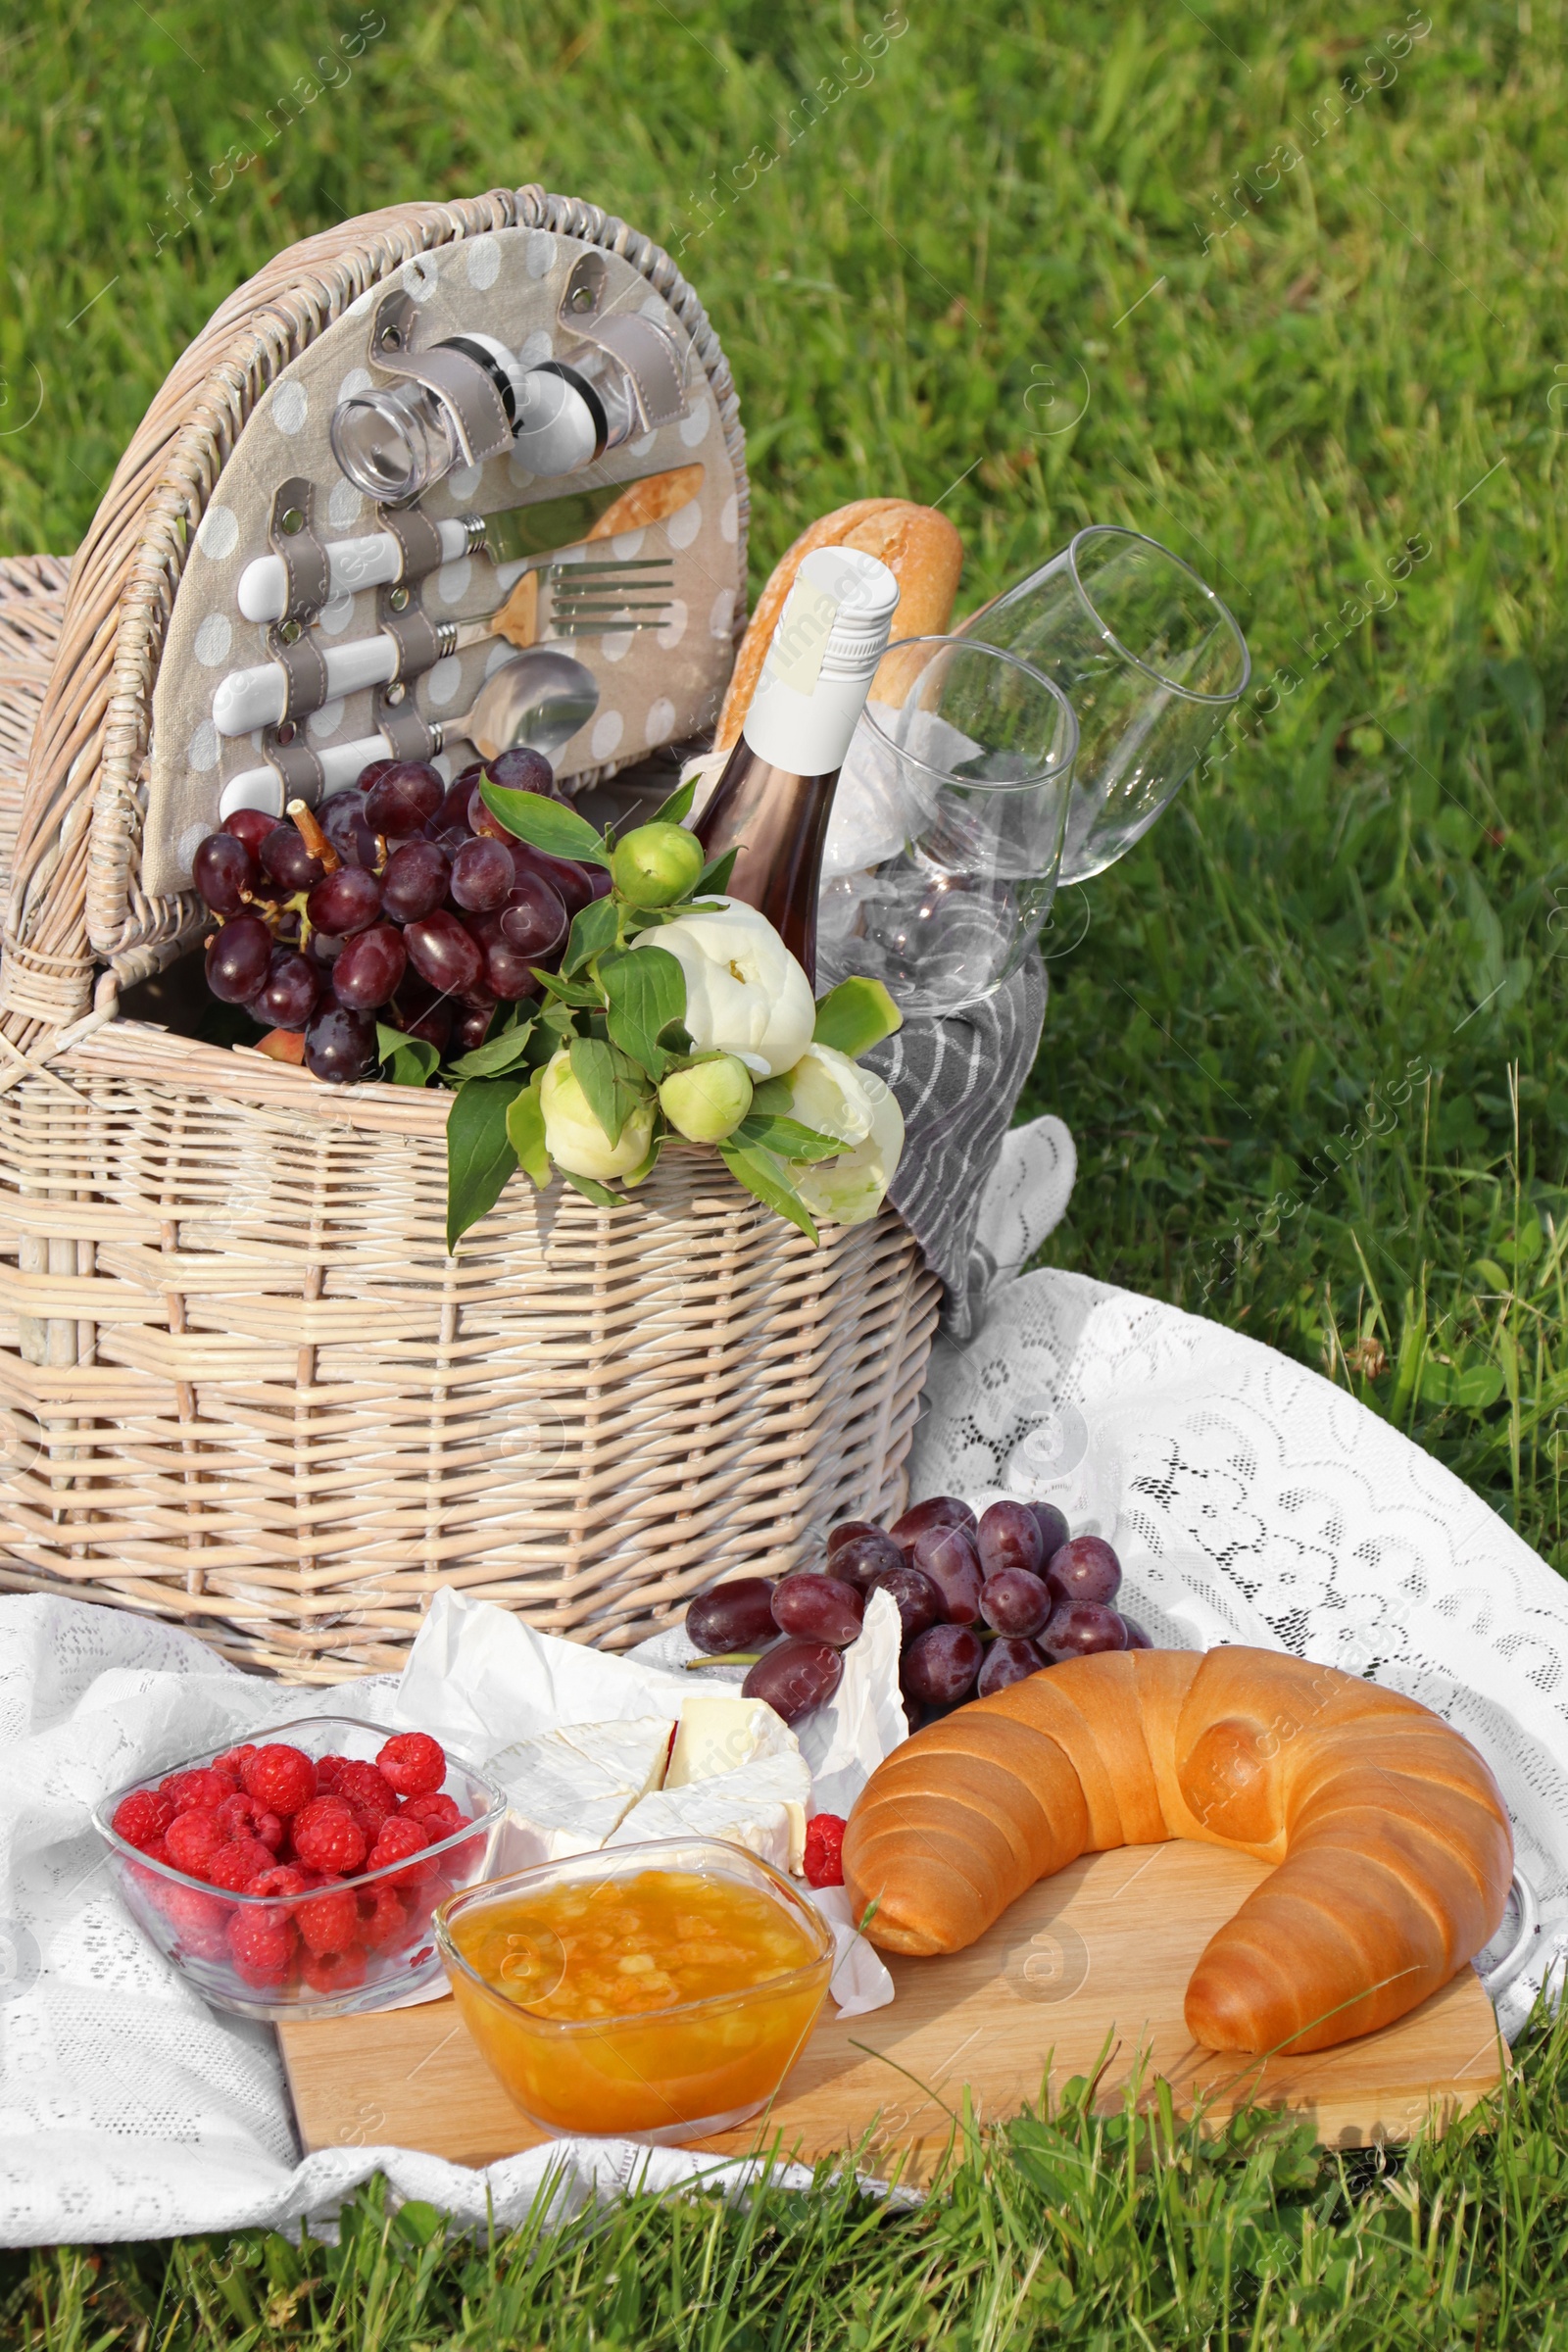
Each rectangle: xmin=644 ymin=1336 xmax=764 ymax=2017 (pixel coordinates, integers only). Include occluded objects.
xmin=0 ymin=196 xmax=942 ymax=1677
xmin=0 ymin=1022 xmax=939 ymax=1679
xmin=0 ymin=557 xmax=71 ymax=933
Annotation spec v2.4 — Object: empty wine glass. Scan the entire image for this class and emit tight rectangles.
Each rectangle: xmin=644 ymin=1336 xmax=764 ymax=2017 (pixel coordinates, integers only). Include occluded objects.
xmin=817 ymin=637 xmax=1078 ymax=1015
xmin=960 ymin=525 xmax=1250 ymax=883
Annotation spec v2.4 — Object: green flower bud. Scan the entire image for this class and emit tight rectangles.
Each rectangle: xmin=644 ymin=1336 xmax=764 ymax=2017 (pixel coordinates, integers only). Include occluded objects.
xmin=659 ymin=1054 xmax=754 ymax=1143
xmin=611 ymin=821 xmax=706 ymax=907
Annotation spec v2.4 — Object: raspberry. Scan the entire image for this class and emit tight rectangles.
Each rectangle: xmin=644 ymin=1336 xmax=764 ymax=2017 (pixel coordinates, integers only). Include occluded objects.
xmin=331 ymin=1761 xmax=399 ymax=1829
xmin=165 ymin=1808 xmax=228 ymax=1880
xmin=376 ymin=1733 xmax=446 ymax=1797
xmin=302 ymin=1946 xmax=368 ymax=1996
xmin=158 ymin=1882 xmax=231 ymax=1961
xmin=208 ymin=1836 xmax=276 ymax=1893
xmin=399 ymin=1791 xmax=463 ymax=1839
xmin=291 ymin=1797 xmax=368 ymax=1877
xmin=357 ymin=1884 xmax=408 ymax=1950
xmin=316 ymin=1754 xmax=349 ymax=1791
xmin=296 ymin=1879 xmax=361 ymax=1955
xmin=367 ymin=1815 xmax=432 ymax=1890
xmin=227 ymin=1907 xmax=296 ymax=1988
xmin=112 ymin=1789 xmax=175 ymax=1852
xmin=803 ymin=1814 xmax=847 ymax=1888
xmin=213 ymin=1744 xmax=258 ymax=1780
xmin=249 ymin=1864 xmax=309 ymax=1904
xmin=142 ymin=1838 xmax=172 ymax=1868
xmin=251 ymin=1809 xmax=284 ymax=1852
xmin=241 ymin=1743 xmax=318 ymax=1819
xmin=161 ymin=1767 xmax=235 ymax=1814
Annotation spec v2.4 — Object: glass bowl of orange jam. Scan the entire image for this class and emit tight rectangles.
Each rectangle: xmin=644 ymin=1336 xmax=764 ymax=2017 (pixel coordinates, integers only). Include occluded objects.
xmin=435 ymin=1838 xmax=834 ymax=2143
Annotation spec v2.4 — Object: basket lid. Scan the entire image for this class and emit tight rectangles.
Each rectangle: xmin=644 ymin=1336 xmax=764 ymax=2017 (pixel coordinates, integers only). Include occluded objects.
xmin=1 ymin=188 xmax=748 ymax=1041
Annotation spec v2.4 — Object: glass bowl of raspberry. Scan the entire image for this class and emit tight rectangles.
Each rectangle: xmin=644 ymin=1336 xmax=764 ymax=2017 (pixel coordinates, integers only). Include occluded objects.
xmin=92 ymin=1717 xmax=507 ymax=2021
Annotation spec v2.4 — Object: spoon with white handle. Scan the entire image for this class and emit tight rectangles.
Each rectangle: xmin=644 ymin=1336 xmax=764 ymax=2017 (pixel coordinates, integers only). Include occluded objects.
xmin=217 ymin=649 xmax=601 ymax=819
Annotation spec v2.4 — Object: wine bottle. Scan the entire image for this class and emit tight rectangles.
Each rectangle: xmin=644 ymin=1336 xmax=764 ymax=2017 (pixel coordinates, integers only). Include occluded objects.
xmin=695 ymin=546 xmax=899 ymax=979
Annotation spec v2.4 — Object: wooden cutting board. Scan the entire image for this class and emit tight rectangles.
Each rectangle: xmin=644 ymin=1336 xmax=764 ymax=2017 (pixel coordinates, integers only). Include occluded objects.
xmin=279 ymin=1841 xmax=1502 ymax=2184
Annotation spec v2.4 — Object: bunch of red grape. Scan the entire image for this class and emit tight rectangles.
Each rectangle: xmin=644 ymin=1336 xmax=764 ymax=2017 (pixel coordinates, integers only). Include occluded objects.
xmin=191 ymin=751 xmax=607 ymax=1084
xmin=684 ymin=1495 xmax=1149 ymax=1729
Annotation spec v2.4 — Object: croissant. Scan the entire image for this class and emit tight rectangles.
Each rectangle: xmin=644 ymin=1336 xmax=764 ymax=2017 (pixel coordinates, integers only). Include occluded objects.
xmin=843 ymin=1646 xmax=1512 ymax=2053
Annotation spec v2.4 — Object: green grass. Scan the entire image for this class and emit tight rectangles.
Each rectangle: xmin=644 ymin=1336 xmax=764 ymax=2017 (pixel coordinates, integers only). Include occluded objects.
xmin=1 ymin=0 xmax=1564 ymax=2335
xmin=6 ymin=2007 xmax=1568 ymax=2349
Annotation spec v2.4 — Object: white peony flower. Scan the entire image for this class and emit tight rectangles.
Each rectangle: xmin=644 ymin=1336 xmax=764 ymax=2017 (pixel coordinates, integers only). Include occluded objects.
xmin=540 ymin=1051 xmax=655 ymax=1181
xmin=790 ymin=1069 xmax=905 ymax=1228
xmin=767 ymin=1042 xmax=875 ymax=1148
xmin=635 ymin=897 xmax=814 ymax=1078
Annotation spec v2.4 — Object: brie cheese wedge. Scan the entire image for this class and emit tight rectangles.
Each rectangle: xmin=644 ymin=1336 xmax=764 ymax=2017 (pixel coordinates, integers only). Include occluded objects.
xmin=665 ymin=1693 xmax=800 ymax=1788
xmin=610 ymin=1750 xmax=812 ymax=1874
xmin=487 ymin=1715 xmax=674 ymax=1865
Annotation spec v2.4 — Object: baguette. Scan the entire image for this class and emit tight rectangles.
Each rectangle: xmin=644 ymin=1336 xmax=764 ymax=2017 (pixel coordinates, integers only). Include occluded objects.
xmin=714 ymin=498 xmax=963 ymax=753
xmin=843 ymin=1646 xmax=1512 ymax=2054
xmin=586 ymin=463 xmax=706 ymax=541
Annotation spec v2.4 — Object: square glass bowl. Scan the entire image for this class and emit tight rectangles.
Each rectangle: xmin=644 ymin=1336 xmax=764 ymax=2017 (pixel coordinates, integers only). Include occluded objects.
xmin=436 ymin=1838 xmax=834 ymax=2144
xmin=93 ymin=1715 xmax=506 ymax=2021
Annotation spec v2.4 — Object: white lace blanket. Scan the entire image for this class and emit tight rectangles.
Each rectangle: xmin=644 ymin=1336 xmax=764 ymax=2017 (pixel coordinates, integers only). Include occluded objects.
xmin=0 ymin=1116 xmax=1561 ymax=2246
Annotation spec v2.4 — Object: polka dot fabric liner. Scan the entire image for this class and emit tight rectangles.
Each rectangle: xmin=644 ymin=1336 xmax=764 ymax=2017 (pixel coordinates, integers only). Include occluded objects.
xmin=143 ymin=227 xmax=746 ymax=902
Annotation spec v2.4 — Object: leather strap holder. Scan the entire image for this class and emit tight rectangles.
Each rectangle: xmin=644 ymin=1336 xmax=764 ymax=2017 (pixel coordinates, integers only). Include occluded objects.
xmin=261 ymin=726 xmax=325 ymax=806
xmin=556 ymin=258 xmax=686 ymax=433
xmin=266 ymin=628 xmax=330 ymax=721
xmin=367 ymin=288 xmax=513 ymax=467
xmin=375 ymin=581 xmax=444 ymax=683
xmin=376 ymin=503 xmax=447 ymax=583
xmin=372 ymin=684 xmax=436 ymax=761
xmin=268 ymin=477 xmax=330 ymax=622
xmin=581 ymin=313 xmax=686 ymax=432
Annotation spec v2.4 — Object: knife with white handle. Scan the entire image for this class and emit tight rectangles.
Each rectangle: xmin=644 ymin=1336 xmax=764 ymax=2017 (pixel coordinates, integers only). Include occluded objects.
xmin=233 ymin=465 xmax=703 ymax=623
xmin=214 ymin=557 xmax=673 ymax=735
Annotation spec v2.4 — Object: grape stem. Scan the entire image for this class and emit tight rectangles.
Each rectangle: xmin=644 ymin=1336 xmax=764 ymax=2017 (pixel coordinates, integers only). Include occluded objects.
xmin=288 ymin=799 xmax=340 ymax=873
xmin=683 ymin=1651 xmax=764 ymax=1669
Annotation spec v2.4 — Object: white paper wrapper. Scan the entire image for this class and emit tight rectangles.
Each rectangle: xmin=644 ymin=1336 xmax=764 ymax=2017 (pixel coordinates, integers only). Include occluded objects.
xmin=395 ymin=1590 xmax=698 ymax=1752
xmin=808 ymin=1885 xmax=895 ymax=2017
xmin=392 ymin=1588 xmax=904 ymax=2017
xmin=794 ymin=1588 xmax=907 ymax=1817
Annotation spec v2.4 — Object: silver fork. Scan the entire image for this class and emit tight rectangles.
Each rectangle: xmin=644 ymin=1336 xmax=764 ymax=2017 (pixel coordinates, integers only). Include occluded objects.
xmin=540 ymin=558 xmax=676 ymax=636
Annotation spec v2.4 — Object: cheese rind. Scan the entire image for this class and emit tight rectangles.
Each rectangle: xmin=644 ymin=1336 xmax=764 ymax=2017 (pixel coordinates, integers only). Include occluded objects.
xmin=610 ymin=1751 xmax=812 ymax=1873
xmin=488 ymin=1716 xmax=674 ymax=1865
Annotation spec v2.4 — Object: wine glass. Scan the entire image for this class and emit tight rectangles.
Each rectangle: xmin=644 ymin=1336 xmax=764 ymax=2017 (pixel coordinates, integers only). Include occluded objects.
xmin=817 ymin=637 xmax=1079 ymax=1015
xmin=959 ymin=525 xmax=1250 ymax=883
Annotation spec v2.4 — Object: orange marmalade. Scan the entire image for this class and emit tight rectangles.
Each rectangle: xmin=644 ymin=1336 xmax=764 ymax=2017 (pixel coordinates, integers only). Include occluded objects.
xmin=443 ymin=1865 xmax=832 ymax=2140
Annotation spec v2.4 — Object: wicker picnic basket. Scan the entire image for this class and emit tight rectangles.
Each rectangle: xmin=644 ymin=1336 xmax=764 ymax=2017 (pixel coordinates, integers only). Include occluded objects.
xmin=0 ymin=188 xmax=941 ymax=1681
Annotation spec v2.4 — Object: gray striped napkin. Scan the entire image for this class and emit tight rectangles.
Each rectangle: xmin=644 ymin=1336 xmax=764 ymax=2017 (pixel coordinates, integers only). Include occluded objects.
xmin=863 ymin=953 xmax=1046 ymax=1339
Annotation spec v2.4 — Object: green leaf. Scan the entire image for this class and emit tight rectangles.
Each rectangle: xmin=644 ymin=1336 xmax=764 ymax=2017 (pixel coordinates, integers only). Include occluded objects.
xmin=563 ymin=894 xmax=621 ymax=978
xmin=534 ymin=968 xmax=601 ymax=1009
xmin=446 ymin=1017 xmax=536 ymax=1080
xmin=718 ymin=1141 xmax=820 ymax=1245
xmin=505 ymin=1068 xmax=551 ymax=1188
xmin=560 ymin=1168 xmax=621 ymax=1207
xmin=651 ymin=775 xmax=697 ymax=826
xmin=568 ymin=1035 xmax=647 ymax=1150
xmin=622 ymin=1132 xmax=662 ymax=1188
xmin=599 ymin=944 xmax=688 ymax=1081
xmin=445 ymin=1078 xmax=524 ymax=1252
xmin=1417 ymin=1359 xmax=1506 ymax=1411
xmin=696 ymin=847 xmax=739 ymax=896
xmin=812 ymin=975 xmax=903 ymax=1057
xmin=736 ymin=1112 xmax=843 ymax=1161
xmin=376 ymin=1023 xmax=439 ymax=1089
xmin=479 ymin=784 xmax=612 ymax=868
